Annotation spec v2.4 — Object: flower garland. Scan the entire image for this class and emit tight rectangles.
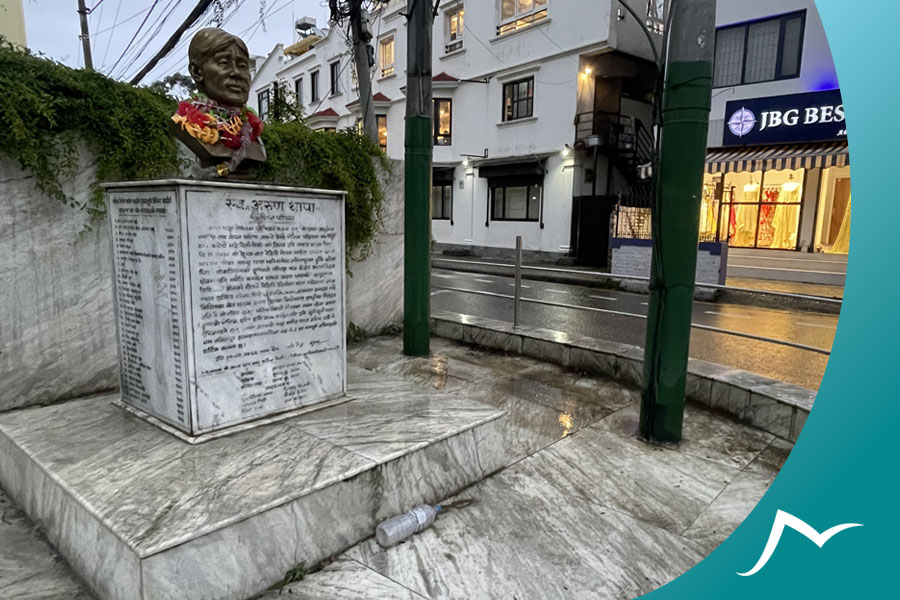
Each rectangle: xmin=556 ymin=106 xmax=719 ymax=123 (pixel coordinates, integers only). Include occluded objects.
xmin=171 ymin=94 xmax=264 ymax=174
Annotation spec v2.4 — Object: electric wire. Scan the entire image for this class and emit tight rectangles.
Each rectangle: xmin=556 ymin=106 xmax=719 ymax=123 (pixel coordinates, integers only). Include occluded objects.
xmin=144 ymin=0 xmax=247 ymax=83
xmin=100 ymin=0 xmax=123 ymax=69
xmin=117 ymin=0 xmax=184 ymax=81
xmin=107 ymin=0 xmax=162 ymax=76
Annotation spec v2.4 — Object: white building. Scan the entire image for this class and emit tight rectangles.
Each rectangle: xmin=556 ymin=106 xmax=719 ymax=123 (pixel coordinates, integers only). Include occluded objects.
xmin=250 ymin=0 xmax=848 ymax=283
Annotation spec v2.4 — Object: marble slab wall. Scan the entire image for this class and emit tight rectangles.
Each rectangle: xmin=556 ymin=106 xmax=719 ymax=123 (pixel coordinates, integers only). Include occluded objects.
xmin=1 ymin=153 xmax=404 ymax=413
xmin=0 ymin=152 xmax=119 ymax=413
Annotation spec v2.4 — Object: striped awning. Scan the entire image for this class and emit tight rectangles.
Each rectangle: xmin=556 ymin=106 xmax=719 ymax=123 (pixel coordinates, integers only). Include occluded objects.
xmin=706 ymin=142 xmax=849 ymax=174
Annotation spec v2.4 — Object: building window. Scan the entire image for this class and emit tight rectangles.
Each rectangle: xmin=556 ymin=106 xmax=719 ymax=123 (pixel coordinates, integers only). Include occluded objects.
xmin=502 ymin=77 xmax=534 ymax=122
xmin=491 ymin=178 xmax=542 ymax=221
xmin=713 ymin=11 xmax=806 ymax=88
xmin=434 ymin=98 xmax=452 ymax=145
xmin=294 ymin=77 xmax=303 ymax=105
xmin=432 ymin=185 xmax=452 ymax=220
xmin=379 ymin=37 xmax=395 ymax=77
xmin=310 ymin=71 xmax=320 ymax=102
xmin=705 ymin=169 xmax=805 ymax=250
xmin=377 ymin=114 xmax=388 ymax=152
xmin=446 ymin=6 xmax=464 ymax=53
xmin=257 ymin=89 xmax=270 ymax=120
xmin=329 ymin=61 xmax=341 ymax=95
xmin=498 ymin=0 xmax=548 ymax=36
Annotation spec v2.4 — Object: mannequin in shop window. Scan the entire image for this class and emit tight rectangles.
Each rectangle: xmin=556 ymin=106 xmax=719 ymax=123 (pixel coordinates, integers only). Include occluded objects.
xmin=734 ymin=178 xmax=759 ymax=247
xmin=771 ymin=175 xmax=801 ymax=249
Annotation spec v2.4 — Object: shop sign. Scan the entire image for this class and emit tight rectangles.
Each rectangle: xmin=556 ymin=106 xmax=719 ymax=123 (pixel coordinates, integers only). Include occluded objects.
xmin=723 ymin=90 xmax=846 ymax=146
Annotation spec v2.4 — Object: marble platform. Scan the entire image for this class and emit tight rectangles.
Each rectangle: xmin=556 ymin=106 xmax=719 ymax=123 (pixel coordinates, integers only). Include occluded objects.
xmin=261 ymin=340 xmax=792 ymax=600
xmin=0 ymin=366 xmax=506 ymax=600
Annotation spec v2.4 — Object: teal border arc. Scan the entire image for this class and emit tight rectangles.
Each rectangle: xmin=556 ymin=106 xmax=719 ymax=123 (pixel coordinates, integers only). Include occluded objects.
xmin=645 ymin=1 xmax=899 ymax=597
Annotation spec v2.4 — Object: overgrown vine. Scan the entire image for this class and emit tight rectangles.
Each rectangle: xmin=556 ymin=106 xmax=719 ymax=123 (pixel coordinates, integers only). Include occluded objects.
xmin=0 ymin=40 xmax=386 ymax=261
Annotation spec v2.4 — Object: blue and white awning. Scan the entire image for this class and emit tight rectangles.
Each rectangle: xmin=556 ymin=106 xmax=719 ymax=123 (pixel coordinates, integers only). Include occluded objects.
xmin=706 ymin=142 xmax=849 ymax=174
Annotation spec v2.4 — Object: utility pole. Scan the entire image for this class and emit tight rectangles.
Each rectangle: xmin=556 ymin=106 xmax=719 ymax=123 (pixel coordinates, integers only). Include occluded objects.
xmin=349 ymin=1 xmax=378 ymax=142
xmin=77 ymin=0 xmax=94 ymax=70
xmin=403 ymin=0 xmax=433 ymax=356
xmin=640 ymin=0 xmax=716 ymax=442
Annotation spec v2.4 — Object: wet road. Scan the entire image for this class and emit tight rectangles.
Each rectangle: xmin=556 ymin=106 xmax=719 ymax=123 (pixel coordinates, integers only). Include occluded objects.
xmin=430 ymin=269 xmax=838 ymax=390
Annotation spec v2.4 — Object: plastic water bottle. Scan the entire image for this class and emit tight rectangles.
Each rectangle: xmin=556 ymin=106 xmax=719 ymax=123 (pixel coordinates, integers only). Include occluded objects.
xmin=375 ymin=504 xmax=442 ymax=548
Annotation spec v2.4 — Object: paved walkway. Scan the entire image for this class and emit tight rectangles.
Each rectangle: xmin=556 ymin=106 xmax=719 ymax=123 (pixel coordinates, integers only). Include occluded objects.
xmin=264 ymin=336 xmax=791 ymax=599
xmin=0 ymin=336 xmax=791 ymax=600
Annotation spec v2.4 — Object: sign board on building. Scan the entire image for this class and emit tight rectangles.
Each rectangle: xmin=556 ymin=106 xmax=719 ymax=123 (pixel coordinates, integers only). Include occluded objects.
xmin=723 ymin=89 xmax=846 ymax=146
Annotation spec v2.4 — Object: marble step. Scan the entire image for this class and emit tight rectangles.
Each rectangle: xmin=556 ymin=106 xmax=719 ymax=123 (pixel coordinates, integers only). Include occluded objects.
xmin=0 ymin=367 xmax=506 ymax=600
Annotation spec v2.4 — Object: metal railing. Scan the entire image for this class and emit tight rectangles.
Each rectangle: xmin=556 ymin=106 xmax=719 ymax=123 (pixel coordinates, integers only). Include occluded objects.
xmin=431 ymin=241 xmax=834 ymax=356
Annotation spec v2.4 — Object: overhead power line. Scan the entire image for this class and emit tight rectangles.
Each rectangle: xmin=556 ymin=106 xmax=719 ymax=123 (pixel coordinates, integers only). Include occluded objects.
xmin=108 ymin=0 xmax=162 ymax=76
xmin=130 ymin=0 xmax=216 ymax=84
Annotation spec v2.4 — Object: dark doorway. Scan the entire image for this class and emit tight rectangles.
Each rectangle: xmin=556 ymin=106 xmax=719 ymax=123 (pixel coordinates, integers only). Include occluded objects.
xmin=570 ymin=195 xmax=615 ymax=268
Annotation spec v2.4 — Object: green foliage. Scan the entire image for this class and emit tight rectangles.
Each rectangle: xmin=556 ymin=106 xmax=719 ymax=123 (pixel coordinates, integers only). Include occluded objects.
xmin=252 ymin=122 xmax=386 ymax=262
xmin=0 ymin=41 xmax=386 ymax=259
xmin=146 ymin=72 xmax=197 ymax=99
xmin=0 ymin=39 xmax=180 ymax=221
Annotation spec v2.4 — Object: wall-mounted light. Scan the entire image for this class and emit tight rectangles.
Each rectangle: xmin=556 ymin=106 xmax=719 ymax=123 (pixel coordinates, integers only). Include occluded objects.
xmin=462 ymin=158 xmax=470 ymax=167
xmin=561 ymin=144 xmax=572 ymax=158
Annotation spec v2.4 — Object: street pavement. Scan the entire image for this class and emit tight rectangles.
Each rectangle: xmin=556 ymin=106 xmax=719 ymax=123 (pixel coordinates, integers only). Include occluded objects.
xmin=431 ymin=268 xmax=836 ymax=390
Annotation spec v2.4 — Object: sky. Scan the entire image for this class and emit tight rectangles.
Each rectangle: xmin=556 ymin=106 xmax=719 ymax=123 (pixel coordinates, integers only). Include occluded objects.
xmin=22 ymin=0 xmax=331 ymax=84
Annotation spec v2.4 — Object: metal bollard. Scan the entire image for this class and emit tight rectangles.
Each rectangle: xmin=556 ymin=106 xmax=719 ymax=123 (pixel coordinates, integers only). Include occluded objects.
xmin=514 ymin=236 xmax=522 ymax=328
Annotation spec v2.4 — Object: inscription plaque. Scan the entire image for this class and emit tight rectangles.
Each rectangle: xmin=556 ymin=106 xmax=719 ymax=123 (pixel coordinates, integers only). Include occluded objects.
xmin=106 ymin=180 xmax=346 ymax=437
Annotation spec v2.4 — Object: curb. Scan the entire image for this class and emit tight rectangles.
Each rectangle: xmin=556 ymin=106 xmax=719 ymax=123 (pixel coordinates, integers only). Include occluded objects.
xmin=432 ymin=257 xmax=841 ymax=314
xmin=431 ymin=311 xmax=813 ymax=443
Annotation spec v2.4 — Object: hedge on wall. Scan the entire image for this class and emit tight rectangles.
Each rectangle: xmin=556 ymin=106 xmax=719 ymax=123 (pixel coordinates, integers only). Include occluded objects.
xmin=0 ymin=40 xmax=384 ymax=261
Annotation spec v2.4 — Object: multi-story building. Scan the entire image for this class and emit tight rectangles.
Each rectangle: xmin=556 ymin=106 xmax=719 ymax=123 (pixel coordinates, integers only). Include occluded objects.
xmin=251 ymin=0 xmax=663 ymax=265
xmin=703 ymin=0 xmax=848 ymax=285
xmin=250 ymin=0 xmax=848 ymax=283
xmin=0 ymin=0 xmax=27 ymax=48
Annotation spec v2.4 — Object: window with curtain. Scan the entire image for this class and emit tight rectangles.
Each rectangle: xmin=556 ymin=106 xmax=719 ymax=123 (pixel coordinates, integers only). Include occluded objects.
xmin=502 ymin=77 xmax=534 ymax=122
xmin=490 ymin=178 xmax=542 ymax=221
xmin=379 ymin=37 xmax=395 ymax=77
xmin=432 ymin=185 xmax=452 ymax=220
xmin=498 ymin=0 xmax=548 ymax=36
xmin=713 ymin=11 xmax=806 ymax=87
xmin=310 ymin=71 xmax=320 ymax=102
xmin=434 ymin=99 xmax=452 ymax=145
xmin=329 ymin=62 xmax=341 ymax=95
xmin=377 ymin=114 xmax=388 ymax=152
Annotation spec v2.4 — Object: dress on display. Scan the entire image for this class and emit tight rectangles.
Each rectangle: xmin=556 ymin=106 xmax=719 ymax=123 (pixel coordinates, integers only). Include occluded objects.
xmin=771 ymin=182 xmax=801 ymax=249
xmin=825 ymin=196 xmax=851 ymax=254
xmin=733 ymin=184 xmax=759 ymax=247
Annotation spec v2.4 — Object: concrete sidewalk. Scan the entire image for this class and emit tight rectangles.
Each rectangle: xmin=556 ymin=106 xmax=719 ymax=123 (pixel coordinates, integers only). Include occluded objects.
xmin=0 ymin=336 xmax=791 ymax=600
xmin=433 ymin=253 xmax=843 ymax=314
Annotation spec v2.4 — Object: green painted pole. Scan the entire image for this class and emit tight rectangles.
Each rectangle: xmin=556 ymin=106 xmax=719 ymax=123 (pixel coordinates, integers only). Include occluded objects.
xmin=403 ymin=0 xmax=433 ymax=356
xmin=640 ymin=0 xmax=716 ymax=442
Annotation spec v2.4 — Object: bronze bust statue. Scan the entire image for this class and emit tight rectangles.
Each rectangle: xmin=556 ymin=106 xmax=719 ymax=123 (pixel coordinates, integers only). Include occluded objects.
xmin=171 ymin=28 xmax=266 ymax=176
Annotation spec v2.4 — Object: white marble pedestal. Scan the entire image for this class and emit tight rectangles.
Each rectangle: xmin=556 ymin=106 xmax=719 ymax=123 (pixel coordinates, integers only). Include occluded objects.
xmin=0 ymin=367 xmax=506 ymax=600
xmin=104 ymin=180 xmax=347 ymax=439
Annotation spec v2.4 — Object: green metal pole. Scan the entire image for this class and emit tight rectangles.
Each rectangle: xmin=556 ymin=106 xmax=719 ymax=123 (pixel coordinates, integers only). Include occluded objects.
xmin=403 ymin=0 xmax=433 ymax=356
xmin=640 ymin=0 xmax=716 ymax=442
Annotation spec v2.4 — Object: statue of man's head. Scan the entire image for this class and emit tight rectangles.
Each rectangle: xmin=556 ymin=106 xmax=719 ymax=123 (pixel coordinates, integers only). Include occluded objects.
xmin=188 ymin=28 xmax=252 ymax=108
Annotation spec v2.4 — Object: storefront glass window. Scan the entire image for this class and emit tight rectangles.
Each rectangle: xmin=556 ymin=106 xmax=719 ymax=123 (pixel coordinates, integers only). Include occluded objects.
xmin=705 ymin=169 xmax=804 ymax=249
xmin=815 ymin=166 xmax=851 ymax=254
xmin=757 ymin=169 xmax=804 ymax=250
xmin=722 ymin=170 xmax=762 ymax=248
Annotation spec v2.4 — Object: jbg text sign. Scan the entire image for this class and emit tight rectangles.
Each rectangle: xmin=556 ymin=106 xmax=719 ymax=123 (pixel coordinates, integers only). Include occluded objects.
xmin=723 ymin=90 xmax=846 ymax=146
